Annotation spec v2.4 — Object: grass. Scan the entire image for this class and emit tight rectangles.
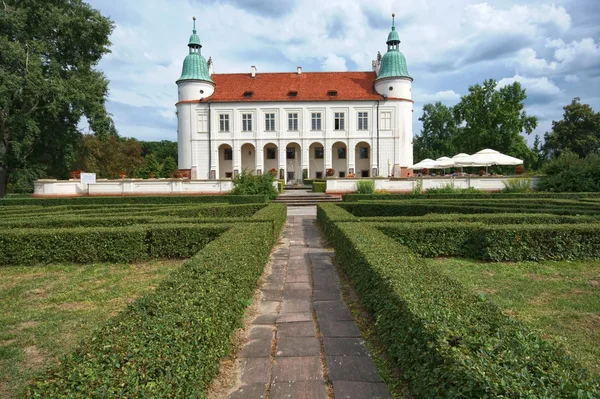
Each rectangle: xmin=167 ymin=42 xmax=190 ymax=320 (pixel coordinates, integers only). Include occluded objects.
xmin=0 ymin=260 xmax=181 ymax=398
xmin=432 ymin=257 xmax=600 ymax=377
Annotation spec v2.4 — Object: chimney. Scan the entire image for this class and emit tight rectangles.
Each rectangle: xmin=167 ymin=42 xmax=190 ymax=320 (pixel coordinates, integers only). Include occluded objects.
xmin=297 ymin=66 xmax=302 ymax=75
xmin=251 ymin=65 xmax=257 ymax=78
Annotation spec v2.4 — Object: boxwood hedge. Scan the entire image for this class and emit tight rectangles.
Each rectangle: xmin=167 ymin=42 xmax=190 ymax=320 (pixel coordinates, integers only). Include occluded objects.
xmin=317 ymin=206 xmax=599 ymax=397
xmin=342 ymin=192 xmax=600 ymax=201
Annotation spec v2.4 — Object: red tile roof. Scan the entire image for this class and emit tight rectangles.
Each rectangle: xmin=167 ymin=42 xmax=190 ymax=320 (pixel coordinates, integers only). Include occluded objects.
xmin=196 ymin=71 xmax=388 ymax=103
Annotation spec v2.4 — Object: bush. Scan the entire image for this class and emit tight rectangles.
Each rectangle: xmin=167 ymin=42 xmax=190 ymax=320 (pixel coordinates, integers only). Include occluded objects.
xmin=539 ymin=153 xmax=600 ymax=192
xmin=148 ymin=224 xmax=228 ymax=258
xmin=425 ymin=183 xmax=481 ymax=194
xmin=0 ymin=195 xmax=268 ymax=206
xmin=341 ymin=192 xmax=600 ymax=201
xmin=316 ymin=208 xmax=598 ymax=397
xmin=231 ymin=170 xmax=278 ymax=200
xmin=28 ymin=223 xmax=280 ymax=397
xmin=312 ymin=181 xmax=326 ymax=193
xmin=277 ymin=179 xmax=284 ymax=193
xmin=356 ymin=180 xmax=375 ymax=194
xmin=502 ymin=178 xmax=532 ymax=193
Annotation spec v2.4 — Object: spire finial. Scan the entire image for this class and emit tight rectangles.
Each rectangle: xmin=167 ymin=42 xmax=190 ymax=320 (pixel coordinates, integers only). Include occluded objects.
xmin=391 ymin=13 xmax=396 ymax=30
xmin=192 ymin=16 xmax=197 ymax=34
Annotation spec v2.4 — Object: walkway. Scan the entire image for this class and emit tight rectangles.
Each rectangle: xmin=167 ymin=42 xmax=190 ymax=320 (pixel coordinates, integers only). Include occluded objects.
xmin=226 ymin=208 xmax=389 ymax=399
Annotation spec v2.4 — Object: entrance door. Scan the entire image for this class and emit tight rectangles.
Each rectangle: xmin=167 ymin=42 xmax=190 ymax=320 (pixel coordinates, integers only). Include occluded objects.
xmin=287 ymin=171 xmax=295 ymax=183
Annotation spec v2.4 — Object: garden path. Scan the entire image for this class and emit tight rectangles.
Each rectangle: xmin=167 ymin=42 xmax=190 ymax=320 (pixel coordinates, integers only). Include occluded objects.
xmin=226 ymin=212 xmax=389 ymax=399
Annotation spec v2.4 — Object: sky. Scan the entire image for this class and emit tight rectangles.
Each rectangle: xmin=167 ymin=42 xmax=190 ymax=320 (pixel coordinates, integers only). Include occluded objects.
xmin=86 ymin=0 xmax=600 ymax=145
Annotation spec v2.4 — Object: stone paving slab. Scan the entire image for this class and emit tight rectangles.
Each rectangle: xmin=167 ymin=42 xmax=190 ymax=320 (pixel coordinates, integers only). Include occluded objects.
xmin=227 ymin=215 xmax=389 ymax=399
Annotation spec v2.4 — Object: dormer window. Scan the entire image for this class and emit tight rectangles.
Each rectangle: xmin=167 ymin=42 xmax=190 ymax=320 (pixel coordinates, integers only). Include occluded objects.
xmin=243 ymin=91 xmax=253 ymax=98
xmin=288 ymin=91 xmax=298 ymax=97
xmin=328 ymin=90 xmax=338 ymax=96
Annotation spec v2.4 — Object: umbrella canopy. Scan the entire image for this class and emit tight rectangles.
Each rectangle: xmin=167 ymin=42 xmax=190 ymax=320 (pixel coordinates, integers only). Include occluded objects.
xmin=455 ymin=149 xmax=523 ymax=167
xmin=452 ymin=153 xmax=470 ymax=160
xmin=435 ymin=156 xmax=454 ymax=168
xmin=411 ymin=158 xmax=437 ymax=169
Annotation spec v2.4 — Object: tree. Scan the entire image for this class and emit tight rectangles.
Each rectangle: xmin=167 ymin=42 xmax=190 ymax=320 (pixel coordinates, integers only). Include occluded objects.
xmin=0 ymin=0 xmax=114 ymax=197
xmin=414 ymin=102 xmax=457 ymax=161
xmin=543 ymin=98 xmax=600 ymax=159
xmin=453 ymin=79 xmax=537 ymax=162
xmin=162 ymin=156 xmax=178 ymax=178
xmin=538 ymin=152 xmax=600 ymax=192
xmin=143 ymin=153 xmax=162 ymax=178
xmin=74 ymin=136 xmax=145 ymax=178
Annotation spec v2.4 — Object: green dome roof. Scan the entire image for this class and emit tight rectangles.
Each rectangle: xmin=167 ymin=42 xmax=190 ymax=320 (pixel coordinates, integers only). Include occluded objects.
xmin=387 ymin=28 xmax=400 ymax=44
xmin=377 ymin=49 xmax=411 ymax=80
xmin=188 ymin=33 xmax=201 ymax=47
xmin=178 ymin=52 xmax=213 ymax=83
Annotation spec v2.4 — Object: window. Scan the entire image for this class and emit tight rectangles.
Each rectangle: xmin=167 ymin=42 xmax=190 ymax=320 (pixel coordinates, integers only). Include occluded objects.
xmin=361 ymin=170 xmax=369 ymax=177
xmin=197 ymin=114 xmax=208 ymax=132
xmin=316 ymin=172 xmax=323 ymax=179
xmin=288 ymin=91 xmax=298 ymax=97
xmin=223 ymin=148 xmax=232 ymax=160
xmin=242 ymin=113 xmax=252 ymax=132
xmin=219 ymin=114 xmax=230 ymax=132
xmin=338 ymin=147 xmax=346 ymax=159
xmin=286 ymin=147 xmax=296 ymax=159
xmin=339 ymin=171 xmax=345 ymax=178
xmin=311 ymin=112 xmax=322 ymax=130
xmin=265 ymin=113 xmax=276 ymax=131
xmin=288 ymin=113 xmax=298 ymax=131
xmin=381 ymin=111 xmax=391 ymax=130
xmin=357 ymin=112 xmax=368 ymax=130
xmin=266 ymin=148 xmax=276 ymax=159
xmin=314 ymin=146 xmax=324 ymax=159
xmin=225 ymin=172 xmax=232 ymax=178
xmin=328 ymin=90 xmax=338 ymax=96
xmin=359 ymin=147 xmax=369 ymax=159
xmin=334 ymin=112 xmax=345 ymax=130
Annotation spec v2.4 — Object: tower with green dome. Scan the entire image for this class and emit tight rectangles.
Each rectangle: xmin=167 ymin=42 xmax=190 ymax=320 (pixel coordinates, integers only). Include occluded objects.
xmin=176 ymin=17 xmax=215 ymax=172
xmin=374 ymin=14 xmax=413 ymax=100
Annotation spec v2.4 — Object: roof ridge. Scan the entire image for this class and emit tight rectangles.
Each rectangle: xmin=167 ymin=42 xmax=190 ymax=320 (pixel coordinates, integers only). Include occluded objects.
xmin=211 ymin=71 xmax=375 ymax=76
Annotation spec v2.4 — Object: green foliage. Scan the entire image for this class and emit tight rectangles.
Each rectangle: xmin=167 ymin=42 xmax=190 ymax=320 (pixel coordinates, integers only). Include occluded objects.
xmin=539 ymin=153 xmax=600 ymax=192
xmin=148 ymin=224 xmax=227 ymax=259
xmin=425 ymin=183 xmax=481 ymax=194
xmin=0 ymin=194 xmax=268 ymax=206
xmin=162 ymin=156 xmax=178 ymax=178
xmin=411 ymin=179 xmax=423 ymax=194
xmin=502 ymin=178 xmax=532 ymax=193
xmin=414 ymin=102 xmax=457 ymax=161
xmin=28 ymin=223 xmax=280 ymax=397
xmin=196 ymin=203 xmax=267 ymax=218
xmin=312 ymin=181 xmax=326 ymax=193
xmin=317 ymin=205 xmax=599 ymax=397
xmin=342 ymin=192 xmax=600 ymax=201
xmin=356 ymin=180 xmax=375 ymax=194
xmin=231 ymin=170 xmax=278 ymax=200
xmin=0 ymin=0 xmax=115 ymax=197
xmin=73 ymin=135 xmax=145 ymax=179
xmin=543 ymin=98 xmax=600 ymax=159
xmin=277 ymin=179 xmax=284 ymax=193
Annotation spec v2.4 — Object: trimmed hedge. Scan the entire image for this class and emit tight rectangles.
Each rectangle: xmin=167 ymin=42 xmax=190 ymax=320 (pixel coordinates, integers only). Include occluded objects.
xmin=29 ymin=222 xmax=281 ymax=397
xmin=317 ymin=208 xmax=598 ymax=397
xmin=0 ymin=224 xmax=226 ymax=265
xmin=380 ymin=222 xmax=600 ymax=261
xmin=0 ymin=194 xmax=268 ymax=207
xmin=312 ymin=181 xmax=326 ymax=193
xmin=342 ymin=192 xmax=600 ymax=202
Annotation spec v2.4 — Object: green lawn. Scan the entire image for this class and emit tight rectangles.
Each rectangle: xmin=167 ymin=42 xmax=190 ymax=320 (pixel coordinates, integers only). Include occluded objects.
xmin=0 ymin=260 xmax=181 ymax=398
xmin=433 ymin=258 xmax=600 ymax=377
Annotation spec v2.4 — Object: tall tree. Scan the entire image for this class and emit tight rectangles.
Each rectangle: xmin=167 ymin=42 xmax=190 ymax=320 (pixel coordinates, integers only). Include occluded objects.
xmin=414 ymin=102 xmax=457 ymax=161
xmin=74 ymin=135 xmax=145 ymax=179
xmin=0 ymin=0 xmax=114 ymax=197
xmin=453 ymin=79 xmax=537 ymax=161
xmin=543 ymin=98 xmax=600 ymax=158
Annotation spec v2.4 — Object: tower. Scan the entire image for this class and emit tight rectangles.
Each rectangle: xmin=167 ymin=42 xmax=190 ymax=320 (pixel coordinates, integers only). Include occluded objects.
xmin=176 ymin=17 xmax=214 ymax=171
xmin=374 ymin=14 xmax=414 ymax=172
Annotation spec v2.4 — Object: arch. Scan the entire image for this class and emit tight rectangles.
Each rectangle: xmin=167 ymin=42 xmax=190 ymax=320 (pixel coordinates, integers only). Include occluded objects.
xmin=218 ymin=144 xmax=233 ymax=179
xmin=285 ymin=142 xmax=302 ymax=184
xmin=355 ymin=141 xmax=371 ymax=177
xmin=263 ymin=143 xmax=278 ymax=176
xmin=241 ymin=143 xmax=256 ymax=173
xmin=331 ymin=141 xmax=348 ymax=178
xmin=308 ymin=142 xmax=325 ymax=179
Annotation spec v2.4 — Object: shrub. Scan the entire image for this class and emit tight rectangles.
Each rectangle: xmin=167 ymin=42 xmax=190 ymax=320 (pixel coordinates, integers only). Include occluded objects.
xmin=356 ymin=180 xmax=375 ymax=194
xmin=0 ymin=195 xmax=268 ymax=206
xmin=312 ymin=181 xmax=326 ymax=193
xmin=426 ymin=183 xmax=481 ymax=194
xmin=421 ymin=167 xmax=429 ymax=176
xmin=148 ymin=224 xmax=228 ymax=258
xmin=231 ymin=170 xmax=278 ymax=200
xmin=326 ymin=168 xmax=335 ymax=177
xmin=514 ymin=165 xmax=524 ymax=174
xmin=539 ymin=153 xmax=600 ymax=192
xmin=277 ymin=179 xmax=284 ymax=193
xmin=316 ymin=209 xmax=598 ymax=397
xmin=341 ymin=192 xmax=600 ymax=201
xmin=502 ymin=178 xmax=532 ymax=193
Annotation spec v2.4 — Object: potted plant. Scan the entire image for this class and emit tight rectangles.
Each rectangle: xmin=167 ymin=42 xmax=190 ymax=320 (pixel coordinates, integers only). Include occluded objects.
xmin=479 ymin=169 xmax=486 ymax=176
xmin=514 ymin=165 xmax=524 ymax=175
xmin=174 ymin=170 xmax=183 ymax=178
xmin=269 ymin=168 xmax=277 ymax=176
xmin=326 ymin=168 xmax=335 ymax=177
xmin=422 ymin=168 xmax=429 ymax=176
xmin=69 ymin=170 xmax=81 ymax=180
xmin=347 ymin=173 xmax=355 ymax=178
xmin=118 ymin=171 xmax=127 ymax=179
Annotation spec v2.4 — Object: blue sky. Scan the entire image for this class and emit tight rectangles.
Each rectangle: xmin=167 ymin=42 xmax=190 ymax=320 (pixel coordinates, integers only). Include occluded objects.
xmin=86 ymin=0 xmax=600 ymax=145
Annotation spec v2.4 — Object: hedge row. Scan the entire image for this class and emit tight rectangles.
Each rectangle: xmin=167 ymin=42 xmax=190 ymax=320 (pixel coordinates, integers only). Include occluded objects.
xmin=338 ymin=202 xmax=600 ymax=217
xmin=316 ymin=207 xmax=598 ymax=397
xmin=342 ymin=192 xmax=600 ymax=202
xmin=312 ymin=181 xmax=326 ymax=193
xmin=379 ymin=222 xmax=600 ymax=261
xmin=0 ymin=194 xmax=268 ymax=207
xmin=0 ymin=224 xmax=227 ymax=265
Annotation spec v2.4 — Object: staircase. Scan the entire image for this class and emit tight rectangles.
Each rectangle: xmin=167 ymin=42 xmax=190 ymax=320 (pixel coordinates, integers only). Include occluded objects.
xmin=273 ymin=189 xmax=342 ymax=206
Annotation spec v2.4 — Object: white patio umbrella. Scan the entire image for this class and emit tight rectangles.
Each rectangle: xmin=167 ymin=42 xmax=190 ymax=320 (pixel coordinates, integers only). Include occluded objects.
xmin=434 ymin=156 xmax=454 ymax=174
xmin=451 ymin=153 xmax=470 ymax=173
xmin=411 ymin=158 xmax=437 ymax=169
xmin=455 ymin=149 xmax=523 ymax=174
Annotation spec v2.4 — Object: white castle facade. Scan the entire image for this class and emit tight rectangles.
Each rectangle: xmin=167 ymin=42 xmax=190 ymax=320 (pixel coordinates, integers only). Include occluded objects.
xmin=176 ymin=15 xmax=414 ymax=182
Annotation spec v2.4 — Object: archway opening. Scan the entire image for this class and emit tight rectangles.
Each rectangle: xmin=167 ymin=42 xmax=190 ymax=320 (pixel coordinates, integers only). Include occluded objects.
xmin=355 ymin=141 xmax=371 ymax=177
xmin=241 ymin=143 xmax=256 ymax=173
xmin=218 ymin=144 xmax=233 ymax=179
xmin=331 ymin=141 xmax=348 ymax=178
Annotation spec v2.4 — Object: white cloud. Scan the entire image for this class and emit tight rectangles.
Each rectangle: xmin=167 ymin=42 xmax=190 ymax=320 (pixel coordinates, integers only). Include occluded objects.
xmin=565 ymin=74 xmax=580 ymax=83
xmin=321 ymin=54 xmax=348 ymax=72
xmin=497 ymin=75 xmax=562 ymax=96
xmin=419 ymin=90 xmax=461 ymax=102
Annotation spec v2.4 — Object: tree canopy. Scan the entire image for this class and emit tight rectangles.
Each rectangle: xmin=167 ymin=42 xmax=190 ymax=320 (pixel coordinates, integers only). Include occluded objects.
xmin=543 ymin=98 xmax=600 ymax=159
xmin=414 ymin=102 xmax=457 ymax=161
xmin=0 ymin=0 xmax=115 ymax=197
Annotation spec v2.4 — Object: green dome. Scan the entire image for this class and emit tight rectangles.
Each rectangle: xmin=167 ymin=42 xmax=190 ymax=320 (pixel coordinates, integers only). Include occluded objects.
xmin=387 ymin=28 xmax=400 ymax=44
xmin=188 ymin=33 xmax=201 ymax=47
xmin=178 ymin=53 xmax=213 ymax=83
xmin=377 ymin=49 xmax=411 ymax=80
